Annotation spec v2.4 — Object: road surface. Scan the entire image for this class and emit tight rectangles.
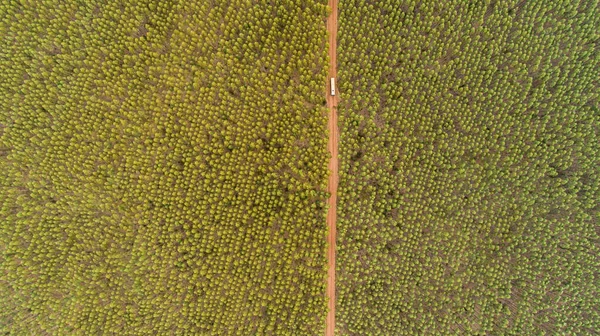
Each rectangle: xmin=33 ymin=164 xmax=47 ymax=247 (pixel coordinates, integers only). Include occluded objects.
xmin=325 ymin=0 xmax=338 ymax=335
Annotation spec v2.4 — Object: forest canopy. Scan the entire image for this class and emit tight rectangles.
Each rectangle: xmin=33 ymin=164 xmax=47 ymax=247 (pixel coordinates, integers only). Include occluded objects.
xmin=336 ymin=0 xmax=600 ymax=334
xmin=0 ymin=1 xmax=330 ymax=335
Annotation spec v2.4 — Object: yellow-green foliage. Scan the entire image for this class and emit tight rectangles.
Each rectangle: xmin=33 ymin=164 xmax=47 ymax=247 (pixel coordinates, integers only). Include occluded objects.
xmin=337 ymin=0 xmax=599 ymax=334
xmin=0 ymin=0 xmax=329 ymax=334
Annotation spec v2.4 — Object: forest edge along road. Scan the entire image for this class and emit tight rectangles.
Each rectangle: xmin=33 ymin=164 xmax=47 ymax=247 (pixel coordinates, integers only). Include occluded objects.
xmin=326 ymin=0 xmax=338 ymax=335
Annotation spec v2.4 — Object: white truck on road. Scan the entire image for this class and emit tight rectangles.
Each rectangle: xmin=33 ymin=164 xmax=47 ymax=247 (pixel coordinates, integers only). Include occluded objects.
xmin=330 ymin=78 xmax=336 ymax=96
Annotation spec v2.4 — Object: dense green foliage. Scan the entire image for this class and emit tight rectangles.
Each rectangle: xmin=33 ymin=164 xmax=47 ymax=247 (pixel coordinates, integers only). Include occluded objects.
xmin=0 ymin=0 xmax=330 ymax=334
xmin=337 ymin=0 xmax=600 ymax=334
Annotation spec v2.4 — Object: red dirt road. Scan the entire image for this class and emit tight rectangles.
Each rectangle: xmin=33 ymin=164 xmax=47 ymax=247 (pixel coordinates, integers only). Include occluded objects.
xmin=325 ymin=0 xmax=338 ymax=335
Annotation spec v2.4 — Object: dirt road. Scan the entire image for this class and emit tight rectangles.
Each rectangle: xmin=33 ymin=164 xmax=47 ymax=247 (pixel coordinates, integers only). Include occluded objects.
xmin=325 ymin=0 xmax=338 ymax=335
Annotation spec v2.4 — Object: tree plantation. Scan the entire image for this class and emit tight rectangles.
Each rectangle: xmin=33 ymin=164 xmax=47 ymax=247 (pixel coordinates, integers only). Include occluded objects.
xmin=0 ymin=0 xmax=330 ymax=334
xmin=1 ymin=0 xmax=599 ymax=335
xmin=336 ymin=0 xmax=599 ymax=334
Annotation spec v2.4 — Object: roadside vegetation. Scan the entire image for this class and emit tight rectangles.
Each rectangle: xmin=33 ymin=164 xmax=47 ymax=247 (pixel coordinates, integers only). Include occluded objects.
xmin=336 ymin=0 xmax=600 ymax=334
xmin=0 ymin=1 xmax=330 ymax=334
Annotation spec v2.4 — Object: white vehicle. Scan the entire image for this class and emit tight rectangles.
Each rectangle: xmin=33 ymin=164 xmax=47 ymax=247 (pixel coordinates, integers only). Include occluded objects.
xmin=330 ymin=78 xmax=336 ymax=96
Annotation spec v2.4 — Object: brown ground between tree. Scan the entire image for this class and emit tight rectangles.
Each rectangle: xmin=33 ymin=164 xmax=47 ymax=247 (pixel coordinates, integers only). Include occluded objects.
xmin=325 ymin=0 xmax=338 ymax=335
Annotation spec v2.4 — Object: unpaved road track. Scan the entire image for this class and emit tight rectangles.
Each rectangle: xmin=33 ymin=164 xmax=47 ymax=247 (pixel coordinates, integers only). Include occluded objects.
xmin=325 ymin=0 xmax=338 ymax=335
